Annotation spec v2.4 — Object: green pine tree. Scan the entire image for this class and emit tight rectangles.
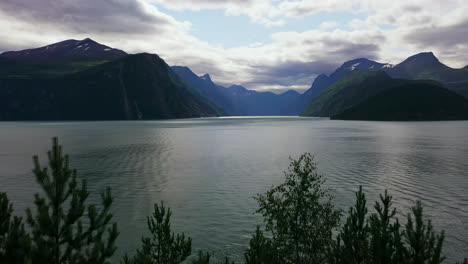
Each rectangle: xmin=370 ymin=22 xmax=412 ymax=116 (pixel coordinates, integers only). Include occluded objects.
xmin=26 ymin=137 xmax=118 ymax=264
xmin=0 ymin=192 xmax=31 ymax=263
xmin=191 ymin=251 xmax=211 ymax=264
xmin=190 ymin=250 xmax=236 ymax=264
xmin=368 ymin=190 xmax=402 ymax=264
xmin=404 ymin=201 xmax=445 ymax=264
xmin=255 ymin=153 xmax=341 ymax=264
xmin=244 ymin=226 xmax=279 ymax=264
xmin=124 ymin=201 xmax=191 ymax=264
xmin=335 ymin=186 xmax=369 ymax=264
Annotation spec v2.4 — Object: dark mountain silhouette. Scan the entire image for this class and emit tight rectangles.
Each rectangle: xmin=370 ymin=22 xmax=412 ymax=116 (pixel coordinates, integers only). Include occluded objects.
xmin=290 ymin=58 xmax=392 ymax=114
xmin=0 ymin=38 xmax=127 ymax=63
xmin=301 ymin=70 xmax=440 ymax=117
xmin=0 ymin=38 xmax=128 ymax=77
xmin=385 ymin=52 xmax=468 ymax=97
xmin=298 ymin=52 xmax=468 ymax=116
xmin=332 ymin=83 xmax=468 ymax=121
xmin=0 ymin=53 xmax=218 ymax=120
xmin=385 ymin=52 xmax=446 ymax=79
xmin=223 ymin=85 xmax=300 ymax=116
xmin=170 ymin=66 xmax=240 ymax=115
xmin=3 ymin=38 xmax=467 ymax=119
xmin=171 ymin=67 xmax=300 ymax=116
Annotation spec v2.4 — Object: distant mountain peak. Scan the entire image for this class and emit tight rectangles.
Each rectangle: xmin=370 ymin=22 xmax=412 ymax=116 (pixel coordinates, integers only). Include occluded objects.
xmin=281 ymin=89 xmax=300 ymax=96
xmin=342 ymin=57 xmax=371 ymax=64
xmin=227 ymin=85 xmax=249 ymax=94
xmin=201 ymin=73 xmax=212 ymax=82
xmin=0 ymin=38 xmax=127 ymax=63
xmin=388 ymin=51 xmax=449 ymax=79
xmin=337 ymin=58 xmax=387 ymax=72
xmin=401 ymin=52 xmax=439 ymax=64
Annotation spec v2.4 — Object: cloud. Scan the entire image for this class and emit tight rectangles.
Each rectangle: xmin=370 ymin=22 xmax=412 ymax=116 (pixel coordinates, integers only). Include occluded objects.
xmin=319 ymin=21 xmax=340 ymax=30
xmin=0 ymin=0 xmax=185 ymax=34
xmin=400 ymin=7 xmax=468 ymax=66
xmin=277 ymin=1 xmax=354 ymax=18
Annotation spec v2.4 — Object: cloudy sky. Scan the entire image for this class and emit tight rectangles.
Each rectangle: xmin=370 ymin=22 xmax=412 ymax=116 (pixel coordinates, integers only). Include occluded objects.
xmin=1 ymin=0 xmax=467 ymax=92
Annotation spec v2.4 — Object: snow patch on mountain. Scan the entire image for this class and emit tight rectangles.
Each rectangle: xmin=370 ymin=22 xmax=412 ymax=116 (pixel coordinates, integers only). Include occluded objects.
xmin=349 ymin=63 xmax=361 ymax=71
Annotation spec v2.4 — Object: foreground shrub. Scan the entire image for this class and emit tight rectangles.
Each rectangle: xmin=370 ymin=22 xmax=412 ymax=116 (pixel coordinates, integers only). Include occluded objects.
xmin=248 ymin=153 xmax=466 ymax=264
xmin=0 ymin=192 xmax=31 ymax=264
xmin=123 ymin=202 xmax=191 ymax=264
xmin=244 ymin=226 xmax=279 ymax=264
xmin=331 ymin=187 xmax=446 ymax=264
xmin=27 ymin=137 xmax=118 ymax=264
xmin=255 ymin=153 xmax=341 ymax=264
xmin=1 ymin=142 xmax=467 ymax=263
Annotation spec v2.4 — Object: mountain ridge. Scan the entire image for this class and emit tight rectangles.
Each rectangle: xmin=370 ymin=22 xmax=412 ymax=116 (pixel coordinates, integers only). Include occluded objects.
xmin=301 ymin=70 xmax=442 ymax=117
xmin=385 ymin=52 xmax=468 ymax=97
xmin=171 ymin=67 xmax=301 ymax=116
xmin=332 ymin=83 xmax=468 ymax=121
xmin=289 ymin=57 xmax=391 ymax=114
xmin=2 ymin=38 xmax=468 ymax=119
xmin=0 ymin=38 xmax=127 ymax=63
xmin=0 ymin=52 xmax=219 ymax=120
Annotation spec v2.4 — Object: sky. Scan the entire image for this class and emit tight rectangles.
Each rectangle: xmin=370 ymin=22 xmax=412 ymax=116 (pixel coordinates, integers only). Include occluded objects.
xmin=1 ymin=0 xmax=467 ymax=93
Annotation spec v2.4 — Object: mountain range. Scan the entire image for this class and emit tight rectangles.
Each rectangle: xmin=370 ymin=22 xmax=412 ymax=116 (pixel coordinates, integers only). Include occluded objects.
xmin=289 ymin=58 xmax=393 ymax=114
xmin=297 ymin=53 xmax=468 ymax=114
xmin=0 ymin=39 xmax=217 ymax=120
xmin=298 ymin=52 xmax=468 ymax=120
xmin=332 ymin=82 xmax=468 ymax=121
xmin=0 ymin=38 xmax=468 ymax=120
xmin=171 ymin=66 xmax=301 ymax=116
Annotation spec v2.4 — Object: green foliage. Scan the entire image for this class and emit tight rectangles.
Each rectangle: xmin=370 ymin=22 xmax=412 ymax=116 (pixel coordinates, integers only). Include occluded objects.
xmin=244 ymin=226 xmax=279 ymax=264
xmin=333 ymin=187 xmax=449 ymax=264
xmin=367 ymin=190 xmax=405 ymax=263
xmin=255 ymin=153 xmax=341 ymax=264
xmin=404 ymin=201 xmax=445 ymax=264
xmin=333 ymin=186 xmax=369 ymax=264
xmin=1 ymin=143 xmax=467 ymax=264
xmin=191 ymin=251 xmax=211 ymax=264
xmin=26 ymin=137 xmax=118 ymax=264
xmin=124 ymin=202 xmax=192 ymax=264
xmin=189 ymin=251 xmax=236 ymax=264
xmin=0 ymin=192 xmax=31 ymax=264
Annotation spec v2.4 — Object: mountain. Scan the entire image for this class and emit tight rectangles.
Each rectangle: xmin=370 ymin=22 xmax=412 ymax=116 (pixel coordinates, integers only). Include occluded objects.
xmin=301 ymin=70 xmax=440 ymax=117
xmin=386 ymin=52 xmax=446 ymax=79
xmin=0 ymin=38 xmax=128 ymax=77
xmin=385 ymin=52 xmax=468 ymax=97
xmin=332 ymin=83 xmax=468 ymax=121
xmin=290 ymin=58 xmax=392 ymax=114
xmin=0 ymin=53 xmax=218 ymax=120
xmin=298 ymin=52 xmax=468 ymax=116
xmin=0 ymin=38 xmax=127 ymax=63
xmin=171 ymin=67 xmax=301 ymax=116
xmin=170 ymin=66 xmax=241 ymax=115
xmin=222 ymin=85 xmax=300 ymax=116
xmin=280 ymin=89 xmax=301 ymax=99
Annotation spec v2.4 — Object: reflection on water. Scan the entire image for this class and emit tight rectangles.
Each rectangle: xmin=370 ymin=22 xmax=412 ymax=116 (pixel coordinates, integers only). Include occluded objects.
xmin=0 ymin=117 xmax=467 ymax=262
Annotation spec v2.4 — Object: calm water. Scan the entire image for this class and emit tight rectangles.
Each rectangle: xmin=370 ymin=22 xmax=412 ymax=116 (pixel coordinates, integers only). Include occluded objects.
xmin=0 ymin=117 xmax=467 ymax=262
